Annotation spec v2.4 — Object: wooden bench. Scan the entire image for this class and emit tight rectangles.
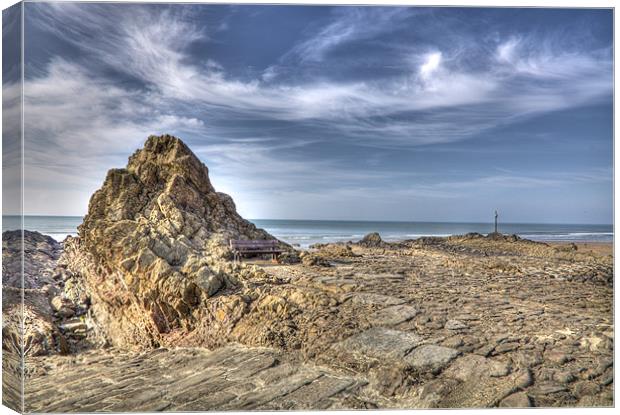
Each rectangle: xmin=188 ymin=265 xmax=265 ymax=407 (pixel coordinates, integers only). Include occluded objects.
xmin=229 ymin=239 xmax=283 ymax=262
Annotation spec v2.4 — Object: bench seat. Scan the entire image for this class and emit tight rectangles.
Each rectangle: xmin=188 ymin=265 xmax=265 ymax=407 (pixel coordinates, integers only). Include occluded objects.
xmin=229 ymin=239 xmax=283 ymax=262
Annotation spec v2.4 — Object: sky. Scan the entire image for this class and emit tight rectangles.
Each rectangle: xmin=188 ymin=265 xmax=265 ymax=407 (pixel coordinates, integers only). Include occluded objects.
xmin=2 ymin=2 xmax=613 ymax=223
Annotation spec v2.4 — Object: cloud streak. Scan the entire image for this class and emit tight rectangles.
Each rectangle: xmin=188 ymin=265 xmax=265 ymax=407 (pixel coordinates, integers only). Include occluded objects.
xmin=27 ymin=4 xmax=613 ymax=140
xmin=12 ymin=3 xmax=613 ymax=221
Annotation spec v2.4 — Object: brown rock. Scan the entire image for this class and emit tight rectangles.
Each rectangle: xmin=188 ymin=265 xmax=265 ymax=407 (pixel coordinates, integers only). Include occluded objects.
xmin=573 ymin=381 xmax=601 ymax=399
xmin=545 ymin=350 xmax=573 ymax=365
xmin=494 ymin=342 xmax=519 ymax=354
xmin=359 ymin=232 xmax=383 ymax=247
xmin=61 ymin=135 xmax=287 ymax=349
xmin=499 ymin=392 xmax=531 ymax=408
xmin=2 ymin=231 xmax=69 ymax=356
xmin=444 ymin=319 xmax=468 ymax=330
xmin=554 ymin=370 xmax=576 ymax=384
xmin=514 ymin=368 xmax=534 ymax=389
xmin=513 ymin=350 xmax=543 ymax=368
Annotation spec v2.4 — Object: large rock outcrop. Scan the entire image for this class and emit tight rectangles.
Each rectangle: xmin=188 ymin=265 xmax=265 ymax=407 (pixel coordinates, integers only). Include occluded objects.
xmin=61 ymin=135 xmax=284 ymax=349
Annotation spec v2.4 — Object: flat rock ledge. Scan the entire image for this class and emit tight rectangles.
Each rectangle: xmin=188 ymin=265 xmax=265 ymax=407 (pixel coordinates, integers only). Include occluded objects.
xmin=15 ymin=344 xmax=372 ymax=412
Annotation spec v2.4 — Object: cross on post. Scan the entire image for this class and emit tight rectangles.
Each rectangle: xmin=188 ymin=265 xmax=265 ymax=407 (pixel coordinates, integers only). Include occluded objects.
xmin=494 ymin=210 xmax=498 ymax=234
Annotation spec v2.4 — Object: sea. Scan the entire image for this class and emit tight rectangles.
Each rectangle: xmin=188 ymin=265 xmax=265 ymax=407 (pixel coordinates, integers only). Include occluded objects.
xmin=1 ymin=216 xmax=613 ymax=248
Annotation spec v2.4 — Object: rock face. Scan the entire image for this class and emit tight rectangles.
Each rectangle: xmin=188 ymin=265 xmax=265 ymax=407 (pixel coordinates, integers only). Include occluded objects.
xmin=2 ymin=230 xmax=62 ymax=289
xmin=2 ymin=231 xmax=68 ymax=356
xmin=61 ymin=135 xmax=281 ymax=349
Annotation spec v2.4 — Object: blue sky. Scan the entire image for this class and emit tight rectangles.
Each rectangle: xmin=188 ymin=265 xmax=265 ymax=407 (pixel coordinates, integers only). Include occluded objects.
xmin=8 ymin=3 xmax=614 ymax=223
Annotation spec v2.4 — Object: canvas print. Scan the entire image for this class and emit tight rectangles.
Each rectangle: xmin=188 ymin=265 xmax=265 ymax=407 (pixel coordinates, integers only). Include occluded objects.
xmin=1 ymin=1 xmax=614 ymax=412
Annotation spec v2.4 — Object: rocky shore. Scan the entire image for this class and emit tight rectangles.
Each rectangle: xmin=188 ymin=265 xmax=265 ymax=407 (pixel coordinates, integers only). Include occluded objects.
xmin=2 ymin=135 xmax=614 ymax=411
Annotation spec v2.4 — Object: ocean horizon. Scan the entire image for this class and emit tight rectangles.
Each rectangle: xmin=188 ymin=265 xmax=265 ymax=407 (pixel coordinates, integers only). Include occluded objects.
xmin=2 ymin=215 xmax=613 ymax=248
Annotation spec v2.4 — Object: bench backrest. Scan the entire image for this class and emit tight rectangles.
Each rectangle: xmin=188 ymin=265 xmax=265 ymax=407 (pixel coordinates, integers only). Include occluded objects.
xmin=230 ymin=239 xmax=279 ymax=251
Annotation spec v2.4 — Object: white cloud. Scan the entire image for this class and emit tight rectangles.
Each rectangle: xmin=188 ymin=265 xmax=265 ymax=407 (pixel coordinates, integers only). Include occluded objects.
xmin=18 ymin=57 xmax=210 ymax=215
xmin=288 ymin=7 xmax=415 ymax=63
xmin=496 ymin=37 xmax=520 ymax=63
xmin=27 ymin=4 xmax=612 ymax=146
xmin=420 ymin=52 xmax=442 ymax=79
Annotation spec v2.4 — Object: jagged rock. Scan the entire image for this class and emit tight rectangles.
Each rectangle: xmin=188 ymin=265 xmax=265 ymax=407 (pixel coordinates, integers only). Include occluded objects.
xmin=299 ymin=251 xmax=330 ymax=267
xmin=486 ymin=232 xmax=520 ymax=242
xmin=310 ymin=243 xmax=360 ymax=258
xmin=60 ymin=320 xmax=88 ymax=333
xmin=442 ymin=336 xmax=464 ymax=348
xmin=545 ymin=350 xmax=573 ymax=365
xmin=61 ymin=135 xmax=290 ymax=349
xmin=5 ymin=213 xmax=614 ymax=409
xmin=50 ymin=296 xmax=65 ymax=312
xmin=444 ymin=354 xmax=511 ymax=381
xmin=278 ymin=250 xmax=302 ymax=264
xmin=50 ymin=296 xmax=76 ymax=318
xmin=530 ymin=382 xmax=568 ymax=396
xmin=359 ymin=232 xmax=383 ymax=247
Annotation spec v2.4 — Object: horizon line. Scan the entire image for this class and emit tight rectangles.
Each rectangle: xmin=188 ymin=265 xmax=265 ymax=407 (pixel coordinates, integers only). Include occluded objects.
xmin=2 ymin=214 xmax=613 ymax=227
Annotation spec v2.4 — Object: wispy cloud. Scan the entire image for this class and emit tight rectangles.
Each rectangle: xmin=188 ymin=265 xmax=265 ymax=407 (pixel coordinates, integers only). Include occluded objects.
xmin=287 ymin=7 xmax=417 ymax=63
xmin=14 ymin=3 xmax=612 ymax=221
xmin=26 ymin=3 xmax=612 ymax=146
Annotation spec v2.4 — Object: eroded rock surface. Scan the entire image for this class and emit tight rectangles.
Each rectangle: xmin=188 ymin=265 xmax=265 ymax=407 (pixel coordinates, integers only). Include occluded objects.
xmin=2 ymin=230 xmax=62 ymax=289
xmin=15 ymin=345 xmax=371 ymax=412
xmin=21 ymin=230 xmax=608 ymax=410
xmin=61 ymin=135 xmax=282 ymax=349
xmin=2 ymin=231 xmax=68 ymax=357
